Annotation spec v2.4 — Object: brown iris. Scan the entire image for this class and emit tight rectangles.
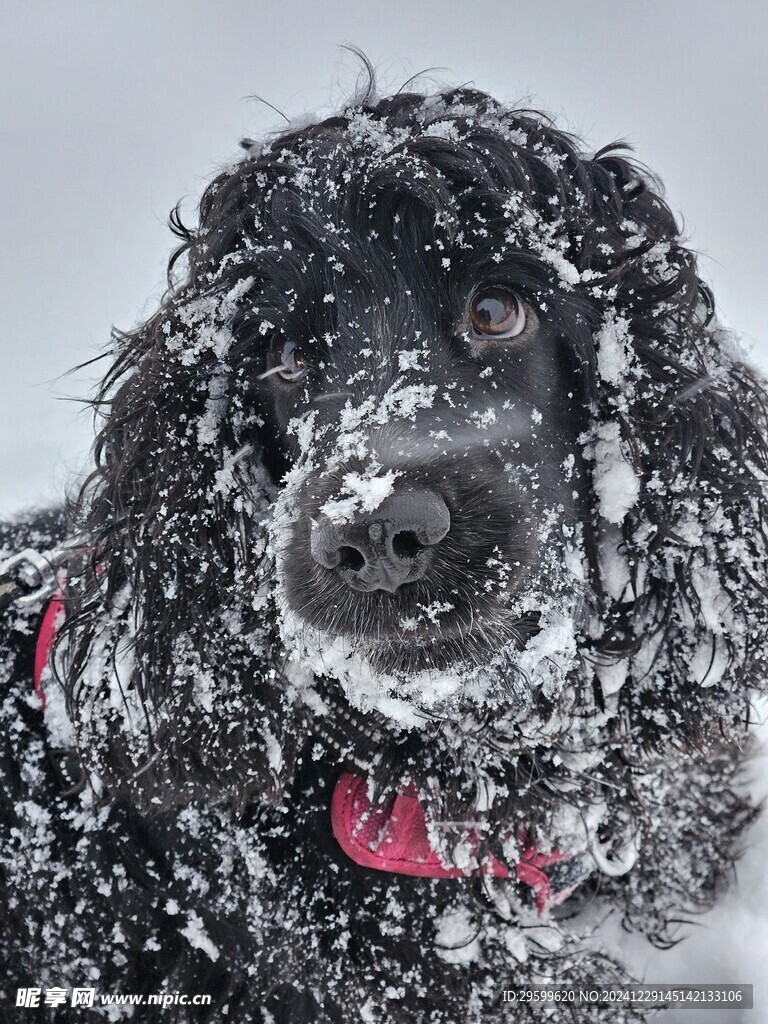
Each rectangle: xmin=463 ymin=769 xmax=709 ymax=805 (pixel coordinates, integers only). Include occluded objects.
xmin=273 ymin=339 xmax=308 ymax=381
xmin=469 ymin=287 xmax=527 ymax=339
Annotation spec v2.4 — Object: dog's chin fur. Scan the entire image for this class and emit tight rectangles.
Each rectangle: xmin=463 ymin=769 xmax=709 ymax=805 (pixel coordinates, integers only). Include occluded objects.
xmin=277 ymin=601 xmax=579 ymax=717
xmin=2 ymin=73 xmax=767 ymax=1023
xmin=361 ymin=619 xmax=537 ymax=675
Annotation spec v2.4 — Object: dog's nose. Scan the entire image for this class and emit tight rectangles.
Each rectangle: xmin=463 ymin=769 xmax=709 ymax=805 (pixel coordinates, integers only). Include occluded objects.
xmin=310 ymin=489 xmax=450 ymax=593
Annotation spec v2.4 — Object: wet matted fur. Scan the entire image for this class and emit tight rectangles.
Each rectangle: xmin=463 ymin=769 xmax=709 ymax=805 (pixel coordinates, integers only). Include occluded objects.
xmin=1 ymin=74 xmax=767 ymax=1023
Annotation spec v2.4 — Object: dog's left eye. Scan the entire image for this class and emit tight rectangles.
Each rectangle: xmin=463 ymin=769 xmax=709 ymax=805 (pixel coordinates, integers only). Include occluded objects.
xmin=273 ymin=339 xmax=308 ymax=382
xmin=468 ymin=287 xmax=528 ymax=339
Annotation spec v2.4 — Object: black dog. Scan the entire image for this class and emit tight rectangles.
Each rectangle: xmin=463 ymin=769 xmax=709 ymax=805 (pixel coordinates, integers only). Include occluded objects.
xmin=2 ymin=76 xmax=767 ymax=1023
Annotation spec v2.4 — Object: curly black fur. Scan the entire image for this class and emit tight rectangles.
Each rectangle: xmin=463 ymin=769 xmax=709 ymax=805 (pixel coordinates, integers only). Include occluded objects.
xmin=1 ymin=70 xmax=767 ymax=1023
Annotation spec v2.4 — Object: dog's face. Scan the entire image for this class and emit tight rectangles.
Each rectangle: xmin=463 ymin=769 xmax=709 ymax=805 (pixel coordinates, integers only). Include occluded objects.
xmin=211 ymin=94 xmax=756 ymax=722
xmin=261 ymin=238 xmax=589 ymax=682
xmin=67 ymin=88 xmax=768 ymax=854
xmin=209 ymin=112 xmax=606 ymax=713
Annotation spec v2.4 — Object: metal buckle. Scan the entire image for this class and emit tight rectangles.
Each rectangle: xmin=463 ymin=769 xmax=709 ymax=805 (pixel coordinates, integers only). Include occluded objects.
xmin=0 ymin=535 xmax=88 ymax=607
xmin=0 ymin=549 xmax=58 ymax=606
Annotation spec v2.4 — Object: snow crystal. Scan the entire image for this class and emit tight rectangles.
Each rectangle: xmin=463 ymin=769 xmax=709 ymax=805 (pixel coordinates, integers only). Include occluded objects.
xmin=180 ymin=911 xmax=220 ymax=962
xmin=435 ymin=908 xmax=481 ymax=964
xmin=595 ymin=312 xmax=637 ymax=398
xmin=582 ymin=421 xmax=640 ymax=525
xmin=319 ymin=468 xmax=400 ymax=525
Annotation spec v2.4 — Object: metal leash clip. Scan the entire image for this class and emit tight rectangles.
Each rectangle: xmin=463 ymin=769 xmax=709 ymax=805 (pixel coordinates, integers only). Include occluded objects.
xmin=0 ymin=535 xmax=87 ymax=609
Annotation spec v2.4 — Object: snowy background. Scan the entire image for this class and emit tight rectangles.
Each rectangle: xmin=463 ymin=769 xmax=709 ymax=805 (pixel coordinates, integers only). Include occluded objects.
xmin=1 ymin=0 xmax=767 ymax=1019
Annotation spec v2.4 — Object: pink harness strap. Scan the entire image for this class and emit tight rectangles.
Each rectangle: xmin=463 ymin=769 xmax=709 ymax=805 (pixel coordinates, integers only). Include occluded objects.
xmin=33 ymin=593 xmax=65 ymax=712
xmin=331 ymin=771 xmax=574 ymax=912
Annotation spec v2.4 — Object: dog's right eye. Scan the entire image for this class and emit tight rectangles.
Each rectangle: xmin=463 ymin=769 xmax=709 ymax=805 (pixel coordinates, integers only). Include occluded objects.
xmin=468 ymin=287 xmax=528 ymax=340
xmin=271 ymin=338 xmax=309 ymax=382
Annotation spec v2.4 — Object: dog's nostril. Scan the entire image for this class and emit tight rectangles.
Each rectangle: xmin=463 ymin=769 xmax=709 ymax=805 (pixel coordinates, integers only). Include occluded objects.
xmin=338 ymin=546 xmax=365 ymax=572
xmin=392 ymin=531 xmax=422 ymax=559
xmin=310 ymin=488 xmax=450 ymax=592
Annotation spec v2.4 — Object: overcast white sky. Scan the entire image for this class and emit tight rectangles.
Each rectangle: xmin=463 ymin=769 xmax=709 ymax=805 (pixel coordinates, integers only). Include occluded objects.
xmin=1 ymin=0 xmax=766 ymax=515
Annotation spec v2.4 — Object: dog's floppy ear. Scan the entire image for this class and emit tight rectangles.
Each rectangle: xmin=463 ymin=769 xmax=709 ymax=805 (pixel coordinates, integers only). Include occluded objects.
xmin=575 ymin=144 xmax=768 ymax=744
xmin=58 ymin=171 xmax=301 ymax=812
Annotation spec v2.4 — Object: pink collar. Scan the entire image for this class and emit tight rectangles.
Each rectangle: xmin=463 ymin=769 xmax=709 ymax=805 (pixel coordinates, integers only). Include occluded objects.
xmin=331 ymin=770 xmax=579 ymax=912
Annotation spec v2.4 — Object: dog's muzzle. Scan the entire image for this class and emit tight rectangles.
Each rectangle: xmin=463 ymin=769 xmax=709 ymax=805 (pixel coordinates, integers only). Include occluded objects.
xmin=310 ymin=489 xmax=450 ymax=593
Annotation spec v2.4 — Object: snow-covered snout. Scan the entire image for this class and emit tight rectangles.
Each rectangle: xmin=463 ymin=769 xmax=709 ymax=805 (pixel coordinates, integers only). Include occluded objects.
xmin=267 ymin=299 xmax=587 ymax=677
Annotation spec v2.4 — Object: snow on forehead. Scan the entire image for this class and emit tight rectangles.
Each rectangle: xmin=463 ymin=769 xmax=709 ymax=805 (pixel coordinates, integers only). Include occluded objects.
xmin=255 ymin=98 xmax=547 ymax=188
xmin=246 ymin=100 xmax=667 ymax=299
